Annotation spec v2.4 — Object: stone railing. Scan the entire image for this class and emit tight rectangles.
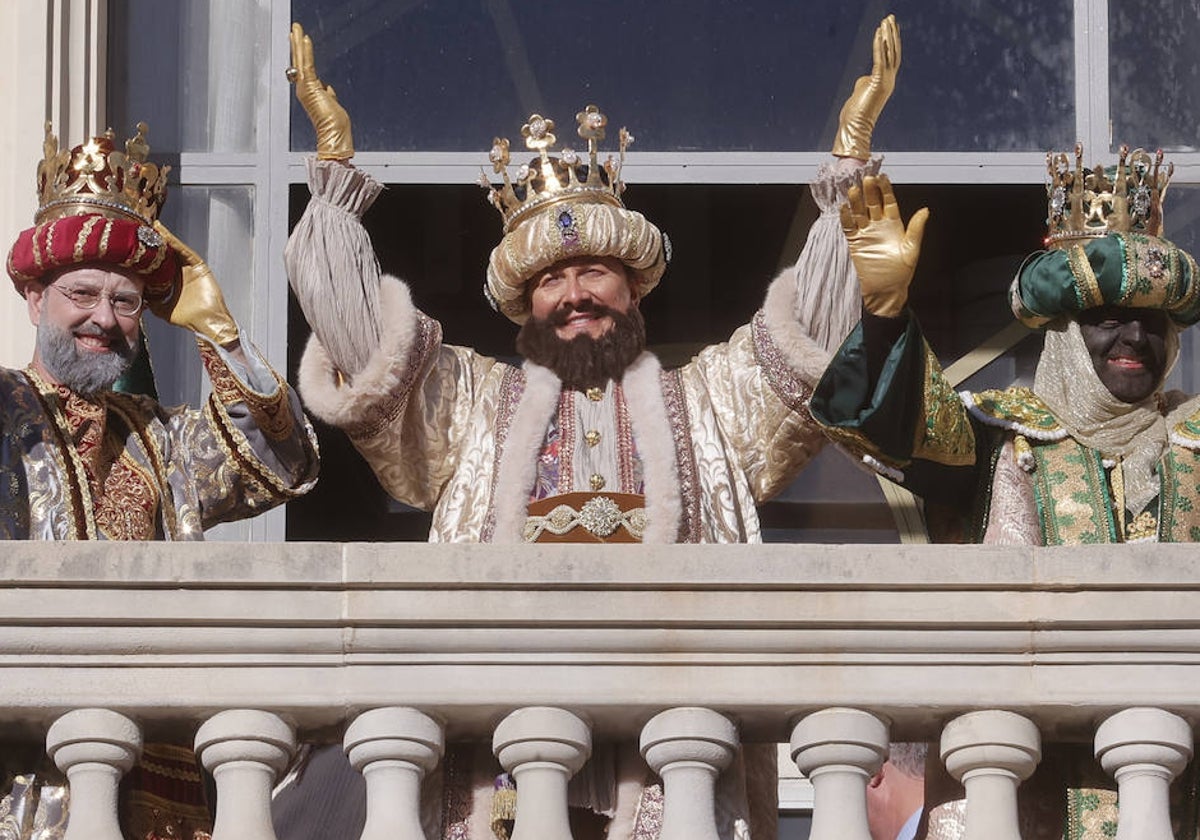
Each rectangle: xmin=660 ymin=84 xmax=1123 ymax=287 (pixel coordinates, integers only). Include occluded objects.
xmin=4 ymin=541 xmax=1200 ymax=840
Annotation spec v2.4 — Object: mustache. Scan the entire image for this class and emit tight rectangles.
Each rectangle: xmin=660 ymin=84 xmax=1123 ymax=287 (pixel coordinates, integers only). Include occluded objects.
xmin=74 ymin=322 xmax=135 ymax=355
xmin=546 ymin=299 xmax=619 ymax=327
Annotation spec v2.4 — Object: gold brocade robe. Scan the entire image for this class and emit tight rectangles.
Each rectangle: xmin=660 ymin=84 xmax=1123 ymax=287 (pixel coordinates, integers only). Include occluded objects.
xmin=298 ymin=275 xmax=831 ymax=544
xmin=0 ymin=338 xmax=319 ymax=540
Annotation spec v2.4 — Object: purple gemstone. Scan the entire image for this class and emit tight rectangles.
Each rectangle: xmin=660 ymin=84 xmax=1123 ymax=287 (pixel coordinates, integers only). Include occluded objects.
xmin=558 ymin=210 xmax=574 ymax=229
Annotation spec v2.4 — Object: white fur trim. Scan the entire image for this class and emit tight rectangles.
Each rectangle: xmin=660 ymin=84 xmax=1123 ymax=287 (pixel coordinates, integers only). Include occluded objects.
xmin=623 ymin=353 xmax=682 ymax=543
xmin=489 ymin=363 xmax=562 ymax=544
xmin=760 ymin=272 xmax=835 ymax=386
xmin=298 ymin=275 xmax=420 ymax=428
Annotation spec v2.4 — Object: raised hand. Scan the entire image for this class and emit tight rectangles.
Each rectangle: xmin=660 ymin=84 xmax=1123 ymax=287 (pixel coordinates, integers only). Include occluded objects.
xmin=832 ymin=14 xmax=901 ymax=160
xmin=289 ymin=21 xmax=354 ymax=160
xmin=840 ymin=174 xmax=928 ymax=318
xmin=150 ymin=222 xmax=240 ymax=347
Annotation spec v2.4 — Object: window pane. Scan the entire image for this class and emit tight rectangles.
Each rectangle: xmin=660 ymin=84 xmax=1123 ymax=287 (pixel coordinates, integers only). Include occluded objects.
xmin=1110 ymin=0 xmax=1200 ymax=151
xmin=109 ymin=0 xmax=268 ymax=153
xmin=290 ymin=0 xmax=1073 ymax=154
xmin=149 ymin=186 xmax=256 ymax=409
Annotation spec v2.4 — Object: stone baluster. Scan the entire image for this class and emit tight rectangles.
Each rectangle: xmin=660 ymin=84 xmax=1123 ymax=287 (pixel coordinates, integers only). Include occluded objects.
xmin=46 ymin=708 xmax=143 ymax=840
xmin=940 ymin=710 xmax=1041 ymax=840
xmin=790 ymin=708 xmax=888 ymax=840
xmin=1095 ymin=707 xmax=1194 ymax=840
xmin=195 ymin=710 xmax=296 ymax=840
xmin=640 ymin=707 xmax=739 ymax=840
xmin=493 ymin=707 xmax=591 ymax=840
xmin=345 ymin=707 xmax=445 ymax=840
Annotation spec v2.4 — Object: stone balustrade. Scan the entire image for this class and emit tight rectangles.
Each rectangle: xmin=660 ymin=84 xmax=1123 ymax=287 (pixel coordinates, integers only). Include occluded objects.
xmin=4 ymin=541 xmax=1200 ymax=840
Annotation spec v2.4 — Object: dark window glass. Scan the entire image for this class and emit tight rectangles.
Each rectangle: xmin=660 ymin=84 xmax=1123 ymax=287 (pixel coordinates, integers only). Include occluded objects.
xmin=1110 ymin=0 xmax=1200 ymax=151
xmin=289 ymin=0 xmax=1074 ymax=154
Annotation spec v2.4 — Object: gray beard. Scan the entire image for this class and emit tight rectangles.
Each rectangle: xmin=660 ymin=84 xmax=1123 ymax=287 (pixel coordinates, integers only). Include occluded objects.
xmin=36 ymin=320 xmax=138 ymax=396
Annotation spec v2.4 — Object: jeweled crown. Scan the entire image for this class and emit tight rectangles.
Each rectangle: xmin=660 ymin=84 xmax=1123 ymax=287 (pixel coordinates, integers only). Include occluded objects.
xmin=35 ymin=121 xmax=170 ymax=226
xmin=480 ymin=105 xmax=632 ymax=234
xmin=1045 ymin=142 xmax=1173 ymax=249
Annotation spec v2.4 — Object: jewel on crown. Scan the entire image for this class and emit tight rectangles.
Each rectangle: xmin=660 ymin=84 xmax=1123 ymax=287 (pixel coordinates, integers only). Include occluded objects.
xmin=1044 ymin=142 xmax=1173 ymax=249
xmin=35 ymin=121 xmax=170 ymax=226
xmin=479 ymin=105 xmax=632 ymax=233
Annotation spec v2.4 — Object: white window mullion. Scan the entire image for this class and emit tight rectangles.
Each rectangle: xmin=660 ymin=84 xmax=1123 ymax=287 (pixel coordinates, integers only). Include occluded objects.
xmin=1075 ymin=0 xmax=1111 ymax=155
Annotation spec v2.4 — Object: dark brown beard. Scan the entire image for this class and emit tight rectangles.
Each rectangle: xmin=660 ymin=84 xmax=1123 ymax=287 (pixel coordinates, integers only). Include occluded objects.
xmin=516 ymin=302 xmax=647 ymax=390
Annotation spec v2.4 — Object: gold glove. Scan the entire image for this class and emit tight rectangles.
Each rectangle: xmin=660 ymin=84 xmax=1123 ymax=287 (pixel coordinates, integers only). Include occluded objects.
xmin=832 ymin=15 xmax=901 ymax=160
xmin=150 ymin=221 xmax=240 ymax=347
xmin=840 ymin=174 xmax=929 ymax=318
xmin=289 ymin=22 xmax=354 ymax=160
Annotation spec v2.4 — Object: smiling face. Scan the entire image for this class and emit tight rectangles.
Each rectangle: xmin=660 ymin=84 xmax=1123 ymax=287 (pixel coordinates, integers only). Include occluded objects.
xmin=25 ymin=265 xmax=144 ymax=394
xmin=1077 ymin=305 xmax=1169 ymax=403
xmin=528 ymin=256 xmax=636 ymax=340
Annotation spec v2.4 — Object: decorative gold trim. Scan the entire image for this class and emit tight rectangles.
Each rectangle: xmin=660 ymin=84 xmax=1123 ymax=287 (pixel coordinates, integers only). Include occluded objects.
xmin=1067 ymin=243 xmax=1104 ymax=308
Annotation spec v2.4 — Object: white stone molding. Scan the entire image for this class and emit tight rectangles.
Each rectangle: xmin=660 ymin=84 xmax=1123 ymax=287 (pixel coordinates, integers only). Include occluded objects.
xmin=0 ymin=0 xmax=109 ymax=367
xmin=344 ymin=707 xmax=446 ymax=840
xmin=940 ymin=710 xmax=1041 ymax=840
xmin=46 ymin=708 xmax=142 ymax=840
xmin=789 ymin=707 xmax=888 ymax=840
xmin=493 ymin=707 xmax=592 ymax=840
xmin=640 ymin=707 xmax=739 ymax=840
xmin=195 ymin=709 xmax=296 ymax=840
xmin=1094 ymin=707 xmax=1194 ymax=840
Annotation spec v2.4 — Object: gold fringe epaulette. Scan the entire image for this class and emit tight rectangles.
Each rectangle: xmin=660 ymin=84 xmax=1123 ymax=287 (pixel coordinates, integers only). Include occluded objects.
xmin=1169 ymin=404 xmax=1200 ymax=451
xmin=964 ymin=387 xmax=1068 ymax=441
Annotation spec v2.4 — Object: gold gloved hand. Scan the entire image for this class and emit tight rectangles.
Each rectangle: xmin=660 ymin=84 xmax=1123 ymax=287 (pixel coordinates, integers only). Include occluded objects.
xmin=289 ymin=21 xmax=354 ymax=160
xmin=832 ymin=15 xmax=901 ymax=160
xmin=150 ymin=221 xmax=240 ymax=347
xmin=840 ymin=174 xmax=929 ymax=318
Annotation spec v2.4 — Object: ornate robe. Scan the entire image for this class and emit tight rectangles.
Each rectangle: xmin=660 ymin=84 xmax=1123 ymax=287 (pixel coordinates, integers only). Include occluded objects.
xmin=290 ymin=160 xmax=871 ymax=545
xmin=298 ymin=275 xmax=830 ymax=543
xmin=810 ymin=312 xmax=1200 ymax=544
xmin=0 ymin=337 xmax=319 ymax=540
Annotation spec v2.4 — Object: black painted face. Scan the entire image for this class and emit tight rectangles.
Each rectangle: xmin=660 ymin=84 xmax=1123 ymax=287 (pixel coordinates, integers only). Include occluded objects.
xmin=1076 ymin=306 xmax=1169 ymax=404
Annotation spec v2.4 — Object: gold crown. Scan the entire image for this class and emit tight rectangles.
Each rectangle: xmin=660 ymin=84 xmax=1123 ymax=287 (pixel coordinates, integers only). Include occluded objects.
xmin=1045 ymin=142 xmax=1173 ymax=249
xmin=35 ymin=121 xmax=169 ymax=226
xmin=479 ymin=105 xmax=632 ymax=234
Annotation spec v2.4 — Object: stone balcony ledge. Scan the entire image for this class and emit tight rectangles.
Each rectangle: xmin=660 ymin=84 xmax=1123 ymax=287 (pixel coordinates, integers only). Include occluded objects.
xmin=1 ymin=541 xmax=1197 ymax=742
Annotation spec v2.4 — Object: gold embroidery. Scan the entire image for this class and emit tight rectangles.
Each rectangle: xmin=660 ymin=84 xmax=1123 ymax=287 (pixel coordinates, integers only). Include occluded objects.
xmin=120 ymin=238 xmax=146 ymax=269
xmin=23 ymin=366 xmax=95 ymax=539
xmin=1159 ymin=446 xmax=1200 ymax=542
xmin=106 ymin=395 xmax=176 ymax=538
xmin=969 ymin=387 xmax=1065 ymax=437
xmin=1032 ymin=438 xmax=1117 ymax=544
xmin=98 ymin=218 xmax=113 ymax=258
xmin=199 ymin=341 xmax=294 ymax=442
xmin=1068 ymin=242 xmax=1104 ymax=308
xmin=58 ymin=389 xmax=158 ymax=541
xmin=73 ymin=215 xmax=104 ymax=263
xmin=1125 ymin=510 xmax=1157 ymax=541
xmin=913 ymin=342 xmax=975 ymax=466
